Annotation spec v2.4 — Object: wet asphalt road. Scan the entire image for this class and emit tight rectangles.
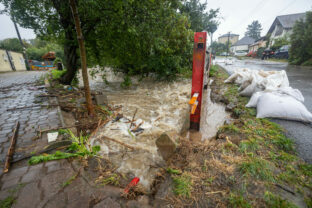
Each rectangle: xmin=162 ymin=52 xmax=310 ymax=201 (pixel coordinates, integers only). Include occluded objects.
xmin=217 ymin=58 xmax=312 ymax=164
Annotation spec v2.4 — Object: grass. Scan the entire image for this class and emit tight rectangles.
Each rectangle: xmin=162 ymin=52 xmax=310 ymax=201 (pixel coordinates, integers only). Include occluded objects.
xmin=264 ymin=192 xmax=297 ymax=208
xmin=172 ymin=173 xmax=192 ymax=198
xmin=239 ymin=156 xmax=275 ymax=182
xmin=99 ymin=174 xmax=120 ymax=186
xmin=228 ymin=192 xmax=252 ymax=208
xmin=0 ymin=196 xmax=15 ymax=208
xmin=51 ymin=69 xmax=66 ymax=80
xmin=62 ymin=173 xmax=78 ymax=188
xmin=167 ymin=168 xmax=182 ymax=175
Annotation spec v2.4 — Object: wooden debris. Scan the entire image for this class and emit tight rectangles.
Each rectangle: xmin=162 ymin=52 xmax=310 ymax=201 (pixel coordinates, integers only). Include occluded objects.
xmin=4 ymin=121 xmax=20 ymax=173
xmin=129 ymin=108 xmax=138 ymax=129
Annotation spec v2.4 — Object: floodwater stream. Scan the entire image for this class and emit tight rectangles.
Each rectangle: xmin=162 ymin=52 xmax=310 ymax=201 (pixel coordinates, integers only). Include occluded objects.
xmin=78 ymin=68 xmax=229 ymax=191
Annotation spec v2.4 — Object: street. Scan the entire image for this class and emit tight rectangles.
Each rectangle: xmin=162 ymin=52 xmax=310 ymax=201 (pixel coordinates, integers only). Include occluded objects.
xmin=217 ymin=57 xmax=312 ymax=164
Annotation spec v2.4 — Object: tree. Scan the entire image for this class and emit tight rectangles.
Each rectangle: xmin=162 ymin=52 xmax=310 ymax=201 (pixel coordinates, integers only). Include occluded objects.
xmin=245 ymin=20 xmax=262 ymax=40
xmin=271 ymin=36 xmax=290 ymax=51
xmin=0 ymin=38 xmax=25 ymax=52
xmin=69 ymin=0 xmax=94 ymax=115
xmin=180 ymin=0 xmax=219 ymax=33
xmin=210 ymin=41 xmax=227 ymax=55
xmin=289 ymin=11 xmax=312 ymax=66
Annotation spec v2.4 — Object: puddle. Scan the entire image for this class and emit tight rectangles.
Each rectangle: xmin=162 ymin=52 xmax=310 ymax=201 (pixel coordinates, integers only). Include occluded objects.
xmin=79 ymin=68 xmax=228 ymax=191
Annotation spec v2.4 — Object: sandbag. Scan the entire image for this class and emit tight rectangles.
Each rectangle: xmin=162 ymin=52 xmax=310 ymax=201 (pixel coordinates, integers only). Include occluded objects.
xmin=246 ymin=91 xmax=265 ymax=107
xmin=256 ymin=93 xmax=312 ymax=123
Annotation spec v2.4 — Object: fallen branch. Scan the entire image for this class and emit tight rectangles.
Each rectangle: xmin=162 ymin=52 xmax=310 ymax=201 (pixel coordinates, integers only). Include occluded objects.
xmin=275 ymin=183 xmax=296 ymax=195
xmin=3 ymin=121 xmax=20 ymax=173
xmin=100 ymin=136 xmax=137 ymax=150
xmin=129 ymin=108 xmax=138 ymax=129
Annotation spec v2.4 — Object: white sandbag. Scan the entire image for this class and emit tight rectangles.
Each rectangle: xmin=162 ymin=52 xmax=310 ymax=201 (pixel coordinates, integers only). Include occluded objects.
xmin=256 ymin=93 xmax=312 ymax=123
xmin=239 ymin=72 xmax=265 ymax=96
xmin=277 ymin=87 xmax=304 ymax=102
xmin=246 ymin=91 xmax=265 ymax=107
xmin=261 ymin=70 xmax=289 ymax=90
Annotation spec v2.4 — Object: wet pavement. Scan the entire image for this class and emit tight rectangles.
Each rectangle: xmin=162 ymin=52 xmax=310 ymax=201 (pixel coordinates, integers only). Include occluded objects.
xmin=217 ymin=57 xmax=312 ymax=164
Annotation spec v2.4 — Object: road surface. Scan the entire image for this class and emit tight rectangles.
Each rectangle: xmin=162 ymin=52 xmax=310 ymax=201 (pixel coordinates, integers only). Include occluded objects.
xmin=217 ymin=57 xmax=312 ymax=164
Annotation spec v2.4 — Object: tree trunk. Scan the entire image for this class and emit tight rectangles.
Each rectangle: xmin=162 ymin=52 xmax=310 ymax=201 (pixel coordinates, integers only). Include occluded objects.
xmin=69 ymin=0 xmax=95 ymax=115
xmin=51 ymin=0 xmax=78 ymax=85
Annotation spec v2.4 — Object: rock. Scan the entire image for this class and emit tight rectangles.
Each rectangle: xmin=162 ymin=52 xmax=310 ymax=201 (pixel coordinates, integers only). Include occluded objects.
xmin=156 ymin=132 xmax=177 ymax=160
xmin=224 ymin=118 xmax=233 ymax=125
xmin=94 ymin=197 xmax=121 ymax=208
xmin=95 ymin=94 xmax=108 ymax=105
xmin=226 ymin=103 xmax=236 ymax=111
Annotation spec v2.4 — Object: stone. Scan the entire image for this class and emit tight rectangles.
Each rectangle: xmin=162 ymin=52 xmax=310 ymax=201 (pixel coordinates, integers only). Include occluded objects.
xmin=94 ymin=197 xmax=121 ymax=208
xmin=155 ymin=132 xmax=177 ymax=160
xmin=12 ymin=182 xmax=41 ymax=208
xmin=95 ymin=94 xmax=108 ymax=105
xmin=226 ymin=103 xmax=236 ymax=111
xmin=20 ymin=163 xmax=44 ymax=183
xmin=1 ymin=166 xmax=28 ymax=182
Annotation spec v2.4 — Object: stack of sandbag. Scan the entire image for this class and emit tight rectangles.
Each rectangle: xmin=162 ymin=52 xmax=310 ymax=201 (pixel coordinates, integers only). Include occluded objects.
xmin=224 ymin=68 xmax=312 ymax=123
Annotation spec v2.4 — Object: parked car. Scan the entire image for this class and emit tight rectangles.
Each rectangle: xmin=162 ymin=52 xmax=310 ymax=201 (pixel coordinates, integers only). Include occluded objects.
xmin=234 ymin=50 xmax=247 ymax=56
xmin=261 ymin=48 xmax=274 ymax=60
xmin=274 ymin=45 xmax=289 ymax=59
xmin=247 ymin=51 xmax=257 ymax=58
xmin=220 ymin=52 xmax=230 ymax=56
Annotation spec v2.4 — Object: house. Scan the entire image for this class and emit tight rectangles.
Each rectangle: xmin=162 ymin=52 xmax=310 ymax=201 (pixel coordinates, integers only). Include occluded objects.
xmin=267 ymin=12 xmax=306 ymax=46
xmin=0 ymin=49 xmax=26 ymax=72
xmin=218 ymin=33 xmax=239 ymax=45
xmin=230 ymin=36 xmax=255 ymax=53
xmin=248 ymin=37 xmax=267 ymax=52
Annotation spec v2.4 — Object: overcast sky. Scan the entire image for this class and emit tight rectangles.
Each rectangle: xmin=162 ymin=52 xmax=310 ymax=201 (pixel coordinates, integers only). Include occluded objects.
xmin=0 ymin=0 xmax=311 ymax=41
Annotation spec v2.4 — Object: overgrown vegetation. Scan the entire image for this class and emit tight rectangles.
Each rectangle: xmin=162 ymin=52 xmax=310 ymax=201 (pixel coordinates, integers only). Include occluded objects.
xmin=28 ymin=129 xmax=100 ymax=165
xmin=165 ymin=65 xmax=312 ymax=207
xmin=289 ymin=11 xmax=312 ymax=66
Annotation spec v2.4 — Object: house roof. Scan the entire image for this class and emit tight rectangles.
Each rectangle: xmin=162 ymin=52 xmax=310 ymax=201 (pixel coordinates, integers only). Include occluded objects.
xmin=233 ymin=36 xmax=255 ymax=46
xmin=218 ymin=33 xmax=239 ymax=38
xmin=267 ymin=13 xmax=306 ymax=34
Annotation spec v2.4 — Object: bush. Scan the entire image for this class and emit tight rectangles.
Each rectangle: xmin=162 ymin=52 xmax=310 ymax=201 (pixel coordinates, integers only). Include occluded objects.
xmin=289 ymin=11 xmax=312 ymax=65
xmin=257 ymin=47 xmax=265 ymax=58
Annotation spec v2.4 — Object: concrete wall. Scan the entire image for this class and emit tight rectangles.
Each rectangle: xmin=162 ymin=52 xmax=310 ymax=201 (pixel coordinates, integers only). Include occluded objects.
xmin=10 ymin=51 xmax=26 ymax=71
xmin=0 ymin=49 xmax=26 ymax=72
xmin=0 ymin=49 xmax=13 ymax=72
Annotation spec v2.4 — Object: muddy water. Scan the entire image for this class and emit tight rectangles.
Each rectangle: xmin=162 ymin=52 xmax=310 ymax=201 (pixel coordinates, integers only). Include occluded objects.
xmin=78 ymin=68 xmax=228 ymax=191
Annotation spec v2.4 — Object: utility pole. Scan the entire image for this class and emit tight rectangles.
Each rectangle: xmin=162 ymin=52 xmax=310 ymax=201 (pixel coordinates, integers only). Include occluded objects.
xmin=226 ymin=32 xmax=230 ymax=58
xmin=12 ymin=17 xmax=30 ymax=70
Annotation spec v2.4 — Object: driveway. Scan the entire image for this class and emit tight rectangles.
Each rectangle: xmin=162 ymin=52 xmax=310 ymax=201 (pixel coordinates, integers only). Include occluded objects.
xmin=216 ymin=57 xmax=312 ymax=164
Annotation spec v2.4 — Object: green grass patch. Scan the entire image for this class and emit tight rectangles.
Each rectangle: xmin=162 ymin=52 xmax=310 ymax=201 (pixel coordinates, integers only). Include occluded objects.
xmin=228 ymin=192 xmax=252 ymax=208
xmin=209 ymin=65 xmax=219 ymax=77
xmin=172 ymin=173 xmax=192 ymax=198
xmin=264 ymin=191 xmax=297 ymax=208
xmin=167 ymin=168 xmax=182 ymax=175
xmin=219 ymin=123 xmax=240 ymax=133
xmin=51 ymin=69 xmax=66 ymax=80
xmin=239 ymin=156 xmax=275 ymax=182
xmin=239 ymin=139 xmax=259 ymax=153
xmin=0 ymin=196 xmax=15 ymax=208
xmin=99 ymin=174 xmax=120 ymax=186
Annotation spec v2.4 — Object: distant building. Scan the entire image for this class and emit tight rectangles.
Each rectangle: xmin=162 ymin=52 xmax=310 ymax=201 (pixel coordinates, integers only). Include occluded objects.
xmin=248 ymin=37 xmax=267 ymax=52
xmin=0 ymin=49 xmax=26 ymax=72
xmin=267 ymin=12 xmax=306 ymax=46
xmin=230 ymin=36 xmax=255 ymax=53
xmin=218 ymin=33 xmax=239 ymax=45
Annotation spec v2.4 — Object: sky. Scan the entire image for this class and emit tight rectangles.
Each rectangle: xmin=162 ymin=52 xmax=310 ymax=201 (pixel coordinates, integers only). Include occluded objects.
xmin=204 ymin=0 xmax=312 ymax=40
xmin=0 ymin=0 xmax=311 ymax=41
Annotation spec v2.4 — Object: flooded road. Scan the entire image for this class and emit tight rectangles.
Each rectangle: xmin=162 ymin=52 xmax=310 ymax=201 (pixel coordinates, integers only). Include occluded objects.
xmin=79 ymin=68 xmax=229 ymax=190
xmin=217 ymin=57 xmax=312 ymax=164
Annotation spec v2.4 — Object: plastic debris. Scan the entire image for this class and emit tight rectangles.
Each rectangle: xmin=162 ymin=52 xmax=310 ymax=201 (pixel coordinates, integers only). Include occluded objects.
xmin=124 ymin=177 xmax=140 ymax=194
xmin=47 ymin=132 xmax=58 ymax=143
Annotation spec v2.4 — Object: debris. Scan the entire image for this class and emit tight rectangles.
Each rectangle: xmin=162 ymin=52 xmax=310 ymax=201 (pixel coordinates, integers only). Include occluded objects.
xmin=4 ymin=121 xmax=20 ymax=173
xmin=47 ymin=132 xmax=59 ymax=143
xmin=95 ymin=94 xmax=108 ymax=105
xmin=129 ymin=108 xmax=138 ymax=129
xmin=63 ymin=85 xmax=73 ymax=91
xmin=124 ymin=177 xmax=140 ymax=194
xmin=155 ymin=132 xmax=177 ymax=161
xmin=44 ymin=78 xmax=50 ymax=87
xmin=99 ymin=136 xmax=137 ymax=150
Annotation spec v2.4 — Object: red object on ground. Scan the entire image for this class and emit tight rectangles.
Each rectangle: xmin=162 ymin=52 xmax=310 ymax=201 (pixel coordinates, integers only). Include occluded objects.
xmin=124 ymin=177 xmax=140 ymax=194
xmin=190 ymin=32 xmax=207 ymax=131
